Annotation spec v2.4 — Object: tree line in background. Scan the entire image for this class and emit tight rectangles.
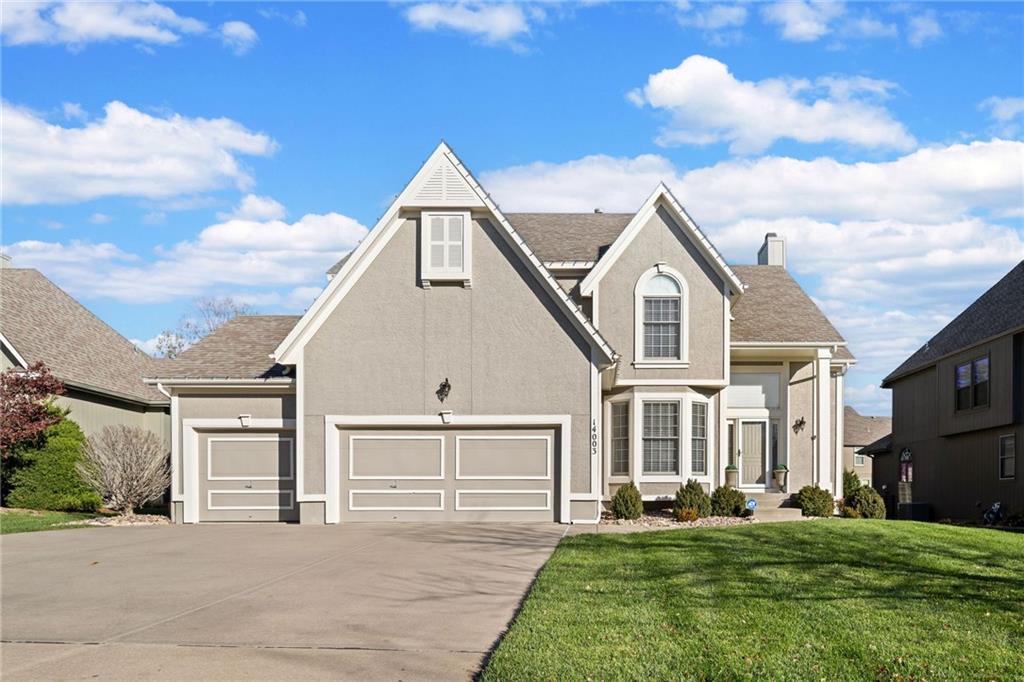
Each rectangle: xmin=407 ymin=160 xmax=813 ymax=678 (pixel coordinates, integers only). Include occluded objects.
xmin=153 ymin=296 xmax=255 ymax=359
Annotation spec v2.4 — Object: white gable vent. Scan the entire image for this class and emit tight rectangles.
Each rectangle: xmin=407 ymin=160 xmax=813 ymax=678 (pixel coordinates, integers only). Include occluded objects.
xmin=410 ymin=157 xmax=483 ymax=207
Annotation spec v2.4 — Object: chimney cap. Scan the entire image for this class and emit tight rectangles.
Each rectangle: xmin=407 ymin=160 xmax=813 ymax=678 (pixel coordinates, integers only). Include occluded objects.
xmin=765 ymin=232 xmax=778 ymax=239
xmin=593 ymin=208 xmax=602 ymax=213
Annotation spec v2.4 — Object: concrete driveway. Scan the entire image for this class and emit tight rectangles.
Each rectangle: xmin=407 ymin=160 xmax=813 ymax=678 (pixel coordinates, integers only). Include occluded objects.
xmin=1 ymin=523 xmax=566 ymax=680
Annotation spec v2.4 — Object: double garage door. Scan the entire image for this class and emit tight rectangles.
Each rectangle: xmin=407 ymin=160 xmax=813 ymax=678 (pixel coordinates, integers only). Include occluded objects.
xmin=197 ymin=430 xmax=298 ymax=522
xmin=340 ymin=426 xmax=558 ymax=522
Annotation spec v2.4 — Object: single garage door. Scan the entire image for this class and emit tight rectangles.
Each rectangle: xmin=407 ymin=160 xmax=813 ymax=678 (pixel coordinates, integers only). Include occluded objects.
xmin=340 ymin=426 xmax=558 ymax=522
xmin=198 ymin=430 xmax=298 ymax=522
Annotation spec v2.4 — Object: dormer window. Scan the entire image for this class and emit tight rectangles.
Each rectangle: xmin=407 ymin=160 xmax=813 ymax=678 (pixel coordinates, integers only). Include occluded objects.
xmin=633 ymin=266 xmax=689 ymax=367
xmin=421 ymin=211 xmax=472 ymax=286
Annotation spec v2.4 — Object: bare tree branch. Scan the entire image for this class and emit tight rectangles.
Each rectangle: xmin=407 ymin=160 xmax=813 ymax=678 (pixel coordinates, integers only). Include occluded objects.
xmin=78 ymin=425 xmax=170 ymax=517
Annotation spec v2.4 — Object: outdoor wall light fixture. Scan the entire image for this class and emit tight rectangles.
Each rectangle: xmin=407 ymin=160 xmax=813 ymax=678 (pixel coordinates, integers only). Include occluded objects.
xmin=436 ymin=377 xmax=451 ymax=403
xmin=792 ymin=417 xmax=806 ymax=434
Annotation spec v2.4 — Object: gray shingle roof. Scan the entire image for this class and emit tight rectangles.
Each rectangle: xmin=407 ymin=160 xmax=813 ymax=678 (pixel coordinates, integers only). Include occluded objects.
xmin=0 ymin=268 xmax=167 ymax=403
xmin=151 ymin=315 xmax=300 ymax=379
xmin=729 ymin=266 xmax=849 ymax=351
xmin=884 ymin=260 xmax=1024 ymax=385
xmin=504 ymin=213 xmax=633 ymax=262
xmin=858 ymin=433 xmax=892 ymax=456
xmin=843 ymin=406 xmax=892 ymax=447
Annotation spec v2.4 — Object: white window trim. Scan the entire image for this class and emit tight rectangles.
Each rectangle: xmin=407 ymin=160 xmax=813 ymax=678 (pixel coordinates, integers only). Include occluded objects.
xmin=854 ymin=453 xmax=866 ymax=467
xmin=690 ymin=400 xmax=710 ymax=477
xmin=998 ymin=434 xmax=1015 ymax=480
xmin=632 ymin=391 xmax=713 ymax=484
xmin=420 ymin=210 xmax=472 ymax=286
xmin=604 ymin=395 xmax=632 ymax=485
xmin=723 ymin=366 xmax=788 ymax=493
xmin=633 ymin=265 xmax=689 ymax=368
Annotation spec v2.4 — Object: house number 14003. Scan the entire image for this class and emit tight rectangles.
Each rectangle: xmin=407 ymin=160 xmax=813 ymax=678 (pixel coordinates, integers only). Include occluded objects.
xmin=591 ymin=419 xmax=598 ymax=457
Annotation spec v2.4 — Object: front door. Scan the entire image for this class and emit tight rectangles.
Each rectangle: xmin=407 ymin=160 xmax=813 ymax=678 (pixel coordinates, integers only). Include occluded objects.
xmin=740 ymin=420 xmax=766 ymax=486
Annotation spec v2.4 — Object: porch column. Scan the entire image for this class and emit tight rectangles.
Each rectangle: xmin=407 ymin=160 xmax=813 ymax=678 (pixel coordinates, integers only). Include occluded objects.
xmin=815 ymin=348 xmax=832 ymax=494
xmin=834 ymin=368 xmax=845 ymax=494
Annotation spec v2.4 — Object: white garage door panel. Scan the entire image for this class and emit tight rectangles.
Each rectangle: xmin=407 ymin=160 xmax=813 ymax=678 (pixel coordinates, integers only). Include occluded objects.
xmin=208 ymin=490 xmax=294 ymax=510
xmin=208 ymin=438 xmax=294 ymax=480
xmin=349 ymin=490 xmax=444 ymax=511
xmin=456 ymin=436 xmax=550 ymax=479
xmin=349 ymin=436 xmax=444 ymax=479
xmin=455 ymin=490 xmax=550 ymax=511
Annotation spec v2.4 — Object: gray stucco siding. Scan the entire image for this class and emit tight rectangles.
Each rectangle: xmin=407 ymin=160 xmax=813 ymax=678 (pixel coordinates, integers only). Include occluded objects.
xmin=597 ymin=206 xmax=727 ymax=382
xmin=303 ymin=217 xmax=596 ymax=505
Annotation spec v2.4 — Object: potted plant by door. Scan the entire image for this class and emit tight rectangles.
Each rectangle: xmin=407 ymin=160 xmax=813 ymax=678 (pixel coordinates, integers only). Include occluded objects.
xmin=725 ymin=464 xmax=739 ymax=488
xmin=772 ymin=464 xmax=788 ymax=491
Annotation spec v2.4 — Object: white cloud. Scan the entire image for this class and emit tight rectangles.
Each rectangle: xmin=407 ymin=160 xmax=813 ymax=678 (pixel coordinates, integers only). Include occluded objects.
xmin=143 ymin=211 xmax=167 ymax=225
xmin=218 ymin=194 xmax=286 ymax=222
xmin=0 ymin=1 xmax=207 ymax=48
xmin=907 ymin=11 xmax=942 ymax=47
xmin=627 ymin=55 xmax=915 ymax=153
xmin=979 ymin=96 xmax=1024 ymax=123
xmin=1 ymin=100 xmax=277 ymax=204
xmin=404 ymin=3 xmax=531 ymax=45
xmin=220 ymin=20 xmax=258 ymax=55
xmin=258 ymin=8 xmax=307 ymax=27
xmin=676 ymin=2 xmax=747 ymax=30
xmin=61 ymin=101 xmax=86 ymax=120
xmin=88 ymin=212 xmax=112 ymax=224
xmin=130 ymin=334 xmax=163 ymax=355
xmin=3 ymin=209 xmax=368 ymax=304
xmin=760 ymin=1 xmax=845 ymax=42
xmin=483 ymin=140 xmax=1024 ymax=223
xmin=839 ymin=14 xmax=898 ymax=40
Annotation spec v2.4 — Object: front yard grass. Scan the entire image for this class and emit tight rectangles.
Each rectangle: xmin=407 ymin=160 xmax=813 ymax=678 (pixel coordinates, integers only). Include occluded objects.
xmin=483 ymin=520 xmax=1024 ymax=681
xmin=0 ymin=508 xmax=108 ymax=534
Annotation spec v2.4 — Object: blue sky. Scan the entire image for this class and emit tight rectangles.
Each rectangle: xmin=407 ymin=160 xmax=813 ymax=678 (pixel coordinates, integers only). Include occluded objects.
xmin=2 ymin=1 xmax=1023 ymax=414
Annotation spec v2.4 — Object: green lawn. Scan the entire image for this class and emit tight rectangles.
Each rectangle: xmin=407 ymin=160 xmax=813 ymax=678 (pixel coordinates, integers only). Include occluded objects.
xmin=0 ymin=509 xmax=108 ymax=534
xmin=483 ymin=520 xmax=1024 ymax=681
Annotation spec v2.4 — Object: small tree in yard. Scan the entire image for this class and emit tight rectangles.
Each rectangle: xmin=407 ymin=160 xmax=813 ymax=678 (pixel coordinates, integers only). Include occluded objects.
xmin=843 ymin=469 xmax=862 ymax=498
xmin=78 ymin=425 xmax=170 ymax=517
xmin=674 ymin=479 xmax=712 ymax=519
xmin=1 ymin=362 xmax=65 ymax=458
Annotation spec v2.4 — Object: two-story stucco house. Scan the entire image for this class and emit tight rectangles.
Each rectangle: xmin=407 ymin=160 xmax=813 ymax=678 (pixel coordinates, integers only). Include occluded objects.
xmin=146 ymin=144 xmax=854 ymax=524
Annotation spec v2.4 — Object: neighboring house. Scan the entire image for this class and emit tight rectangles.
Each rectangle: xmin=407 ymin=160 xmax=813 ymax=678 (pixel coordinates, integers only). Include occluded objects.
xmin=843 ymin=406 xmax=891 ymax=488
xmin=146 ymin=143 xmax=855 ymax=525
xmin=875 ymin=261 xmax=1023 ymax=521
xmin=0 ymin=266 xmax=170 ymax=442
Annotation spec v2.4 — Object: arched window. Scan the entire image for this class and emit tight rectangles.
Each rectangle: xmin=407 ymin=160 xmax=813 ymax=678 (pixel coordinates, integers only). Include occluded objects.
xmin=634 ymin=269 xmax=688 ymax=363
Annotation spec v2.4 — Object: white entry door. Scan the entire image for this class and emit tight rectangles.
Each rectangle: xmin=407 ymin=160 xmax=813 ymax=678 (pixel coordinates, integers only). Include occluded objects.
xmin=739 ymin=420 xmax=767 ymax=487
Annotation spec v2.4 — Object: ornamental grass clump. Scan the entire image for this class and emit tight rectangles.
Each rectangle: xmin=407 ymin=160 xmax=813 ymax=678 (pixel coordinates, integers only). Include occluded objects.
xmin=78 ymin=425 xmax=170 ymax=517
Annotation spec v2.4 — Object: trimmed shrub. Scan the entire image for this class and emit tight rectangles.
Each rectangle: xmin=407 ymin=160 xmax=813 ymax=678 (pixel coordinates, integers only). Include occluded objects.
xmin=673 ymin=479 xmax=711 ymax=519
xmin=610 ymin=481 xmax=643 ymax=520
xmin=711 ymin=485 xmax=746 ymax=517
xmin=6 ymin=417 xmax=101 ymax=512
xmin=675 ymin=507 xmax=699 ymax=523
xmin=795 ymin=485 xmax=835 ymax=518
xmin=843 ymin=469 xmax=862 ymax=498
xmin=847 ymin=486 xmax=885 ymax=519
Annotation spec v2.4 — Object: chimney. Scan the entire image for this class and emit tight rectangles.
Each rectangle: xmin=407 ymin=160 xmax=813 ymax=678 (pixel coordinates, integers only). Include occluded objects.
xmin=0 ymin=252 xmax=10 ymax=269
xmin=757 ymin=233 xmax=786 ymax=267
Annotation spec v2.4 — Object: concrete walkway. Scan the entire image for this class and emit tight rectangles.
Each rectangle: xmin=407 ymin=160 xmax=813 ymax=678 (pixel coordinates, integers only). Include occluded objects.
xmin=1 ymin=523 xmax=566 ymax=680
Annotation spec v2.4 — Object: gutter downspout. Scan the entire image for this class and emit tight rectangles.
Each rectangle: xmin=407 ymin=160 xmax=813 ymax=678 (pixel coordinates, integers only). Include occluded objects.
xmin=155 ymin=382 xmax=171 ymax=399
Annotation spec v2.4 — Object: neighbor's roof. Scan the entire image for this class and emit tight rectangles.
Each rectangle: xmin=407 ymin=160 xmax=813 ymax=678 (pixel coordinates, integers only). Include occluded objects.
xmin=150 ymin=315 xmax=300 ymax=380
xmin=505 ymin=213 xmax=633 ymax=263
xmin=0 ymin=268 xmax=167 ymax=403
xmin=884 ymin=260 xmax=1024 ymax=385
xmin=858 ymin=432 xmax=893 ymax=457
xmin=844 ymin=406 xmax=892 ymax=447
xmin=729 ymin=266 xmax=851 ymax=356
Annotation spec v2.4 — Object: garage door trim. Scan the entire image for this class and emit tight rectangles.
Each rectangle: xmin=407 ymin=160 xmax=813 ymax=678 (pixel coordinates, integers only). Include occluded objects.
xmin=207 ymin=489 xmax=295 ymax=511
xmin=348 ymin=435 xmax=445 ymax=480
xmin=182 ymin=418 xmax=296 ymax=524
xmin=348 ymin=488 xmax=446 ymax=512
xmin=207 ymin=436 xmax=295 ymax=481
xmin=454 ymin=489 xmax=551 ymax=512
xmin=325 ymin=414 xmax=572 ymax=524
xmin=454 ymin=435 xmax=552 ymax=480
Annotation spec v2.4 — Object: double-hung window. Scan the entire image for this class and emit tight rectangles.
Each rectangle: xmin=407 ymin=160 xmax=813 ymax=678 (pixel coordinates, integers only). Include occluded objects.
xmin=691 ymin=402 xmax=707 ymax=475
xmin=610 ymin=402 xmax=630 ymax=476
xmin=999 ymin=435 xmax=1015 ymax=480
xmin=642 ymin=275 xmax=682 ymax=359
xmin=421 ymin=211 xmax=471 ymax=283
xmin=955 ymin=356 xmax=989 ymax=411
xmin=642 ymin=402 xmax=679 ymax=475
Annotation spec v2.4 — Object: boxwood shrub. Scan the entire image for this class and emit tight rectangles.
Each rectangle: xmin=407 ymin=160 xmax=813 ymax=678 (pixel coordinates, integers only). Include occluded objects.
xmin=711 ymin=485 xmax=746 ymax=517
xmin=6 ymin=417 xmax=102 ymax=512
xmin=610 ymin=481 xmax=643 ymax=520
xmin=673 ymin=479 xmax=711 ymax=519
xmin=795 ymin=485 xmax=835 ymax=518
xmin=847 ymin=486 xmax=886 ymax=519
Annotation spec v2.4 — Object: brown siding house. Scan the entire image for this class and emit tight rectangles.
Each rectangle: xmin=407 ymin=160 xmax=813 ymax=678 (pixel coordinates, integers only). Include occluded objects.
xmin=876 ymin=262 xmax=1023 ymax=521
xmin=843 ymin=406 xmax=891 ymax=488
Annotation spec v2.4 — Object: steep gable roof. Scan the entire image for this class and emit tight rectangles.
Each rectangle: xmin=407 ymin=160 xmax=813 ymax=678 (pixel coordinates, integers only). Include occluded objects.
xmin=884 ymin=260 xmax=1024 ymax=385
xmin=578 ymin=183 xmax=744 ymax=297
xmin=0 ymin=268 xmax=166 ymax=403
xmin=149 ymin=315 xmax=299 ymax=380
xmin=843 ymin=406 xmax=892 ymax=447
xmin=730 ymin=266 xmax=849 ymax=351
xmin=277 ymin=143 xmax=617 ymax=366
